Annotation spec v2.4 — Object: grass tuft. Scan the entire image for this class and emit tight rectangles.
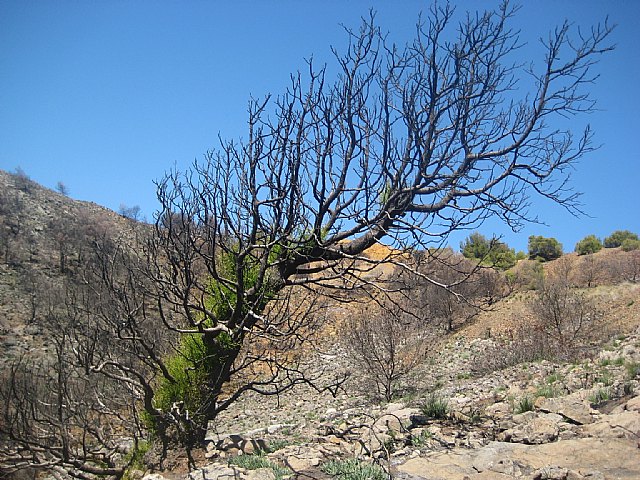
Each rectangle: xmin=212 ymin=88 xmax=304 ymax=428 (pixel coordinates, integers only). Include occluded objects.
xmin=515 ymin=396 xmax=534 ymax=414
xmin=420 ymin=393 xmax=449 ymax=420
xmin=321 ymin=458 xmax=387 ymax=480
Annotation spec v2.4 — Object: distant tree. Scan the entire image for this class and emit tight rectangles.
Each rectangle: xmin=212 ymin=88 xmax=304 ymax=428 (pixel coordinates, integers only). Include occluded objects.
xmin=461 ymin=232 xmax=491 ymax=259
xmin=118 ymin=203 xmax=142 ymax=221
xmin=461 ymin=232 xmax=517 ymax=270
xmin=621 ymin=238 xmax=640 ymax=252
xmin=12 ymin=167 xmax=33 ymax=192
xmin=55 ymin=181 xmax=69 ymax=196
xmin=575 ymin=234 xmax=603 ymax=255
xmin=580 ymin=252 xmax=600 ymax=288
xmin=528 ymin=235 xmax=563 ymax=262
xmin=620 ymin=250 xmax=640 ymax=282
xmin=604 ymin=230 xmax=639 ymax=248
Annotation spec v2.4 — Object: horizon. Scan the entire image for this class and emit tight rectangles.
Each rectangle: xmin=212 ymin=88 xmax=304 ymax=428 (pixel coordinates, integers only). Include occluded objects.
xmin=2 ymin=165 xmax=635 ymax=258
xmin=1 ymin=1 xmax=638 ymax=253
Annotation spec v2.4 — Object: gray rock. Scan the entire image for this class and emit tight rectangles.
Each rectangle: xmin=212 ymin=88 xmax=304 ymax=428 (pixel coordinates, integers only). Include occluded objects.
xmin=396 ymin=438 xmax=640 ymax=480
xmin=625 ymin=395 xmax=640 ymax=412
xmin=245 ymin=468 xmax=276 ymax=480
xmin=538 ymin=394 xmax=594 ymax=425
xmin=500 ymin=414 xmax=559 ymax=444
xmin=582 ymin=410 xmax=640 ymax=440
xmin=142 ymin=474 xmax=169 ymax=480
xmin=188 ymin=465 xmax=239 ymax=480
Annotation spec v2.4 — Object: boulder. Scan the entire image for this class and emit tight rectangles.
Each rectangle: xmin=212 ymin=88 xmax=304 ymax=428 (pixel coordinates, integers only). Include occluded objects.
xmin=396 ymin=438 xmax=640 ymax=480
xmin=188 ymin=464 xmax=239 ymax=480
xmin=245 ymin=468 xmax=276 ymax=480
xmin=582 ymin=410 xmax=640 ymax=440
xmin=500 ymin=413 xmax=560 ymax=444
xmin=625 ymin=395 xmax=640 ymax=412
xmin=537 ymin=395 xmax=594 ymax=425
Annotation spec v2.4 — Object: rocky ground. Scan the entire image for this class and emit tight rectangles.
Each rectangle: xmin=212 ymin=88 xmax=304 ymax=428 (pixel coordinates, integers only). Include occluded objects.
xmin=141 ymin=320 xmax=640 ymax=480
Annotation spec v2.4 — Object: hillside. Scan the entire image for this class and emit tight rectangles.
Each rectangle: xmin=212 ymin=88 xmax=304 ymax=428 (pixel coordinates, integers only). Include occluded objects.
xmin=1 ymin=170 xmax=639 ymax=480
xmin=0 ymin=169 xmax=146 ymax=366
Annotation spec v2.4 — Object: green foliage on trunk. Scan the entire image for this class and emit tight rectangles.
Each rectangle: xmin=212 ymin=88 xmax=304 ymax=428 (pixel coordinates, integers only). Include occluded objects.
xmin=145 ymin=248 xmax=282 ymax=438
xmin=143 ymin=331 xmax=238 ymax=435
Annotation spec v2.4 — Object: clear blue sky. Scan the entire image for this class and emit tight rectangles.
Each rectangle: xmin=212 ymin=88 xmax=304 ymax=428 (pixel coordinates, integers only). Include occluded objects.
xmin=1 ymin=0 xmax=638 ymax=252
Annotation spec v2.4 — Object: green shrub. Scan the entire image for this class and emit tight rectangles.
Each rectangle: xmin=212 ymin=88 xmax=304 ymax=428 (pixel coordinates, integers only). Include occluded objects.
xmin=460 ymin=232 xmax=517 ymax=269
xmin=625 ymin=361 xmax=640 ymax=379
xmin=575 ymin=235 xmax=603 ymax=255
xmin=146 ymin=249 xmax=276 ymax=435
xmin=465 ymin=407 xmax=483 ymax=424
xmin=515 ymin=396 xmax=534 ymax=414
xmin=229 ymin=454 xmax=273 ymax=469
xmin=420 ymin=393 xmax=449 ymax=419
xmin=588 ymin=387 xmax=610 ymax=406
xmin=596 ymin=371 xmax=614 ymax=386
xmin=621 ymin=238 xmax=640 ymax=252
xmin=545 ymin=373 xmax=563 ymax=384
xmin=123 ymin=440 xmax=151 ymax=480
xmin=528 ymin=235 xmax=563 ymax=261
xmin=229 ymin=454 xmax=290 ymax=479
xmin=207 ymin=249 xmax=278 ymax=320
xmin=321 ymin=458 xmax=387 ymax=480
xmin=410 ymin=429 xmax=433 ymax=447
xmin=147 ymin=331 xmax=238 ymax=433
xmin=265 ymin=439 xmax=291 ymax=453
xmin=536 ymin=384 xmax=558 ymax=398
xmin=604 ymin=230 xmax=639 ymax=248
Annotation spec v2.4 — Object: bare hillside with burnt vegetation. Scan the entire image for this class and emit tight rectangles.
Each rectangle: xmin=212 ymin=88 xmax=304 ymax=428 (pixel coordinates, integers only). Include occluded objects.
xmin=1 ymin=169 xmax=639 ymax=480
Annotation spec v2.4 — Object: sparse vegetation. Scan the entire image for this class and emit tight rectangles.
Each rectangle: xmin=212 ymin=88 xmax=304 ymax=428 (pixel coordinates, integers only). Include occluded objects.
xmin=229 ymin=453 xmax=290 ymax=480
xmin=589 ymin=388 xmax=611 ymax=406
xmin=575 ymin=235 xmax=603 ymax=255
xmin=604 ymin=230 xmax=639 ymax=248
xmin=420 ymin=393 xmax=449 ymax=420
xmin=321 ymin=458 xmax=387 ymax=480
xmin=515 ymin=396 xmax=535 ymax=414
xmin=528 ymin=235 xmax=563 ymax=262
xmin=624 ymin=361 xmax=640 ymax=380
xmin=536 ymin=384 xmax=559 ymax=399
xmin=530 ymin=271 xmax=604 ymax=360
xmin=343 ymin=300 xmax=430 ymax=402
xmin=410 ymin=429 xmax=433 ymax=447
xmin=123 ymin=441 xmax=152 ymax=480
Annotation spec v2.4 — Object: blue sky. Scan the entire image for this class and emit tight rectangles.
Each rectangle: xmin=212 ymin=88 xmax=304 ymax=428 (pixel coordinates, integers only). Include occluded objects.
xmin=1 ymin=0 xmax=638 ymax=253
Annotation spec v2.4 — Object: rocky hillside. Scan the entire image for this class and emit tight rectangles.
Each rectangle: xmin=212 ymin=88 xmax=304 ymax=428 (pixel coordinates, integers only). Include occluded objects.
xmin=151 ymin=282 xmax=640 ymax=480
xmin=1 ymin=170 xmax=639 ymax=479
xmin=0 ymin=169 xmax=145 ymax=366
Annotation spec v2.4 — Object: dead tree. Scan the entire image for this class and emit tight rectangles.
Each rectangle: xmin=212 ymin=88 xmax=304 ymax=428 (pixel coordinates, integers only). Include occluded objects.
xmin=141 ymin=2 xmax=613 ymax=441
xmin=0 ymin=275 xmax=143 ymax=480
xmin=343 ymin=299 xmax=430 ymax=402
xmin=3 ymin=1 xmax=614 ymax=459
